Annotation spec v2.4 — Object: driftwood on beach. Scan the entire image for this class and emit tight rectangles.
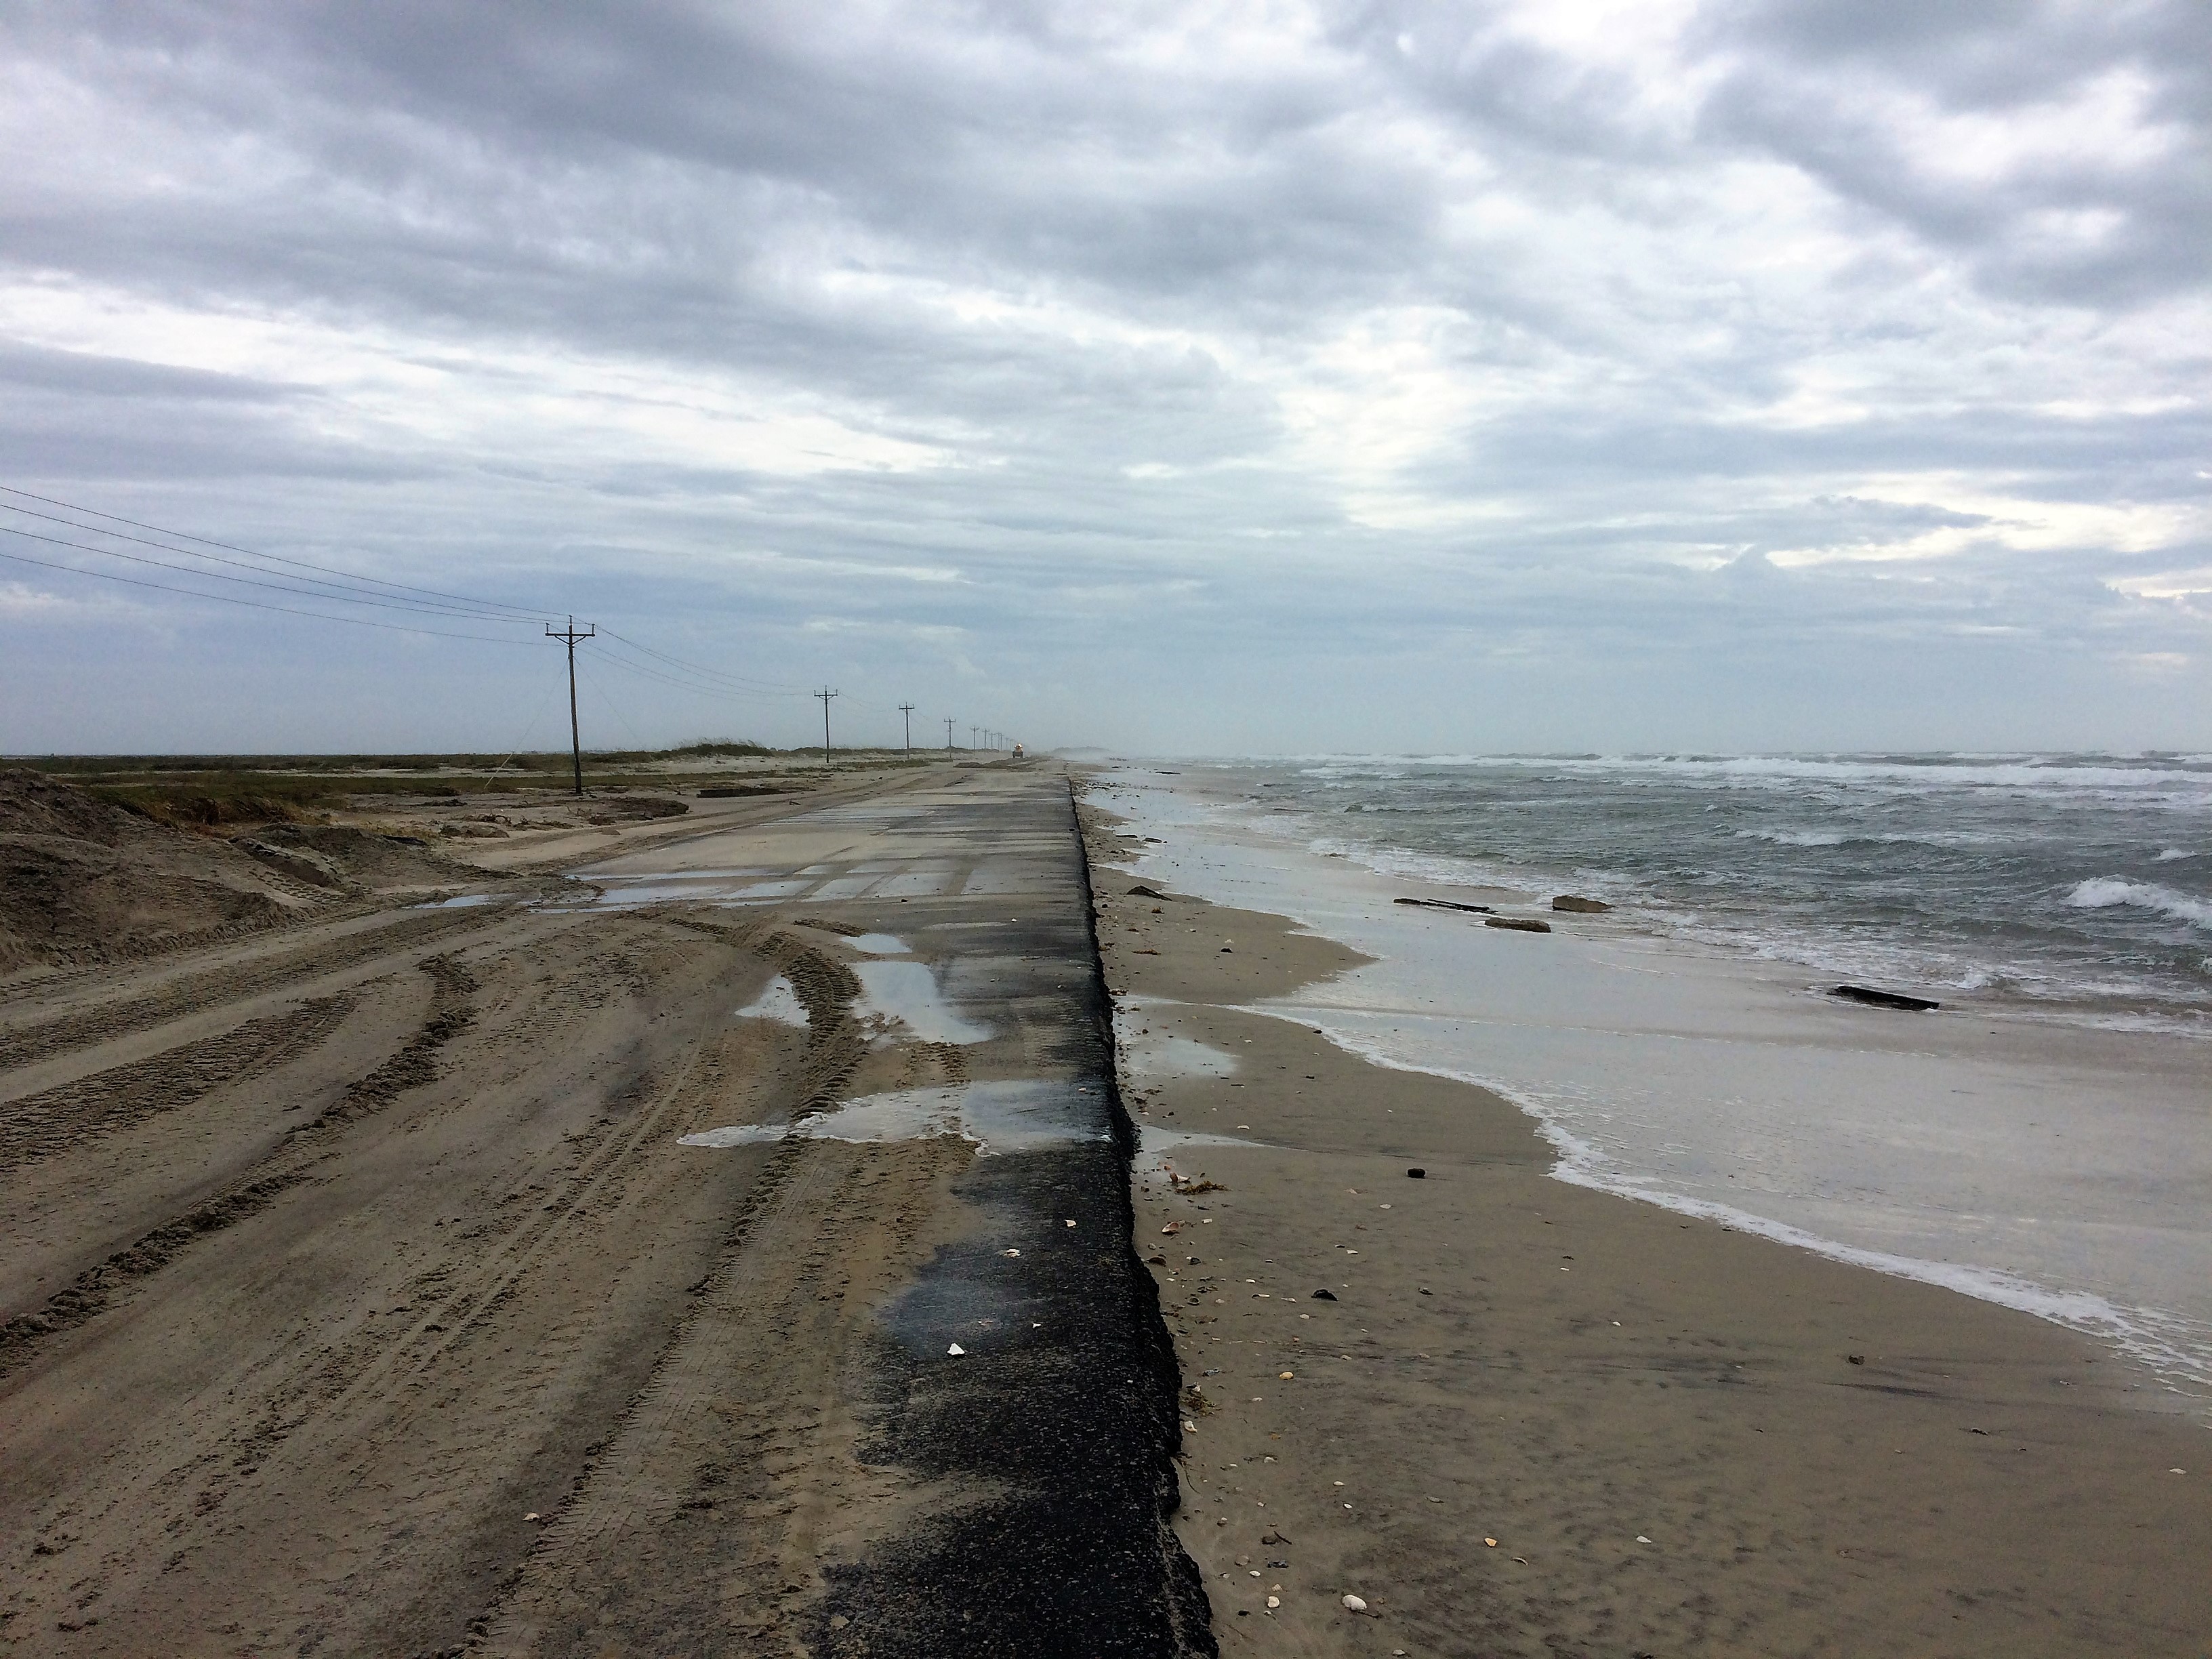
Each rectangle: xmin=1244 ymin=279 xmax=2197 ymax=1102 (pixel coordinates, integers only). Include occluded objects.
xmin=1393 ymin=896 xmax=1493 ymax=914
xmin=1831 ymin=983 xmax=1941 ymax=1012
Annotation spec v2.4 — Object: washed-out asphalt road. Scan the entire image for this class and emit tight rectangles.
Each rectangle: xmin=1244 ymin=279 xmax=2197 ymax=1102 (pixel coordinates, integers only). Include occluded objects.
xmin=1 ymin=766 xmax=1211 ymax=1658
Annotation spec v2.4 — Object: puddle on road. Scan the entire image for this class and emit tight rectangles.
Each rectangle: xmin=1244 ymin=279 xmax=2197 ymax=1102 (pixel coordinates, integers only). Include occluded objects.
xmin=844 ymin=933 xmax=910 ymax=955
xmin=735 ymin=975 xmax=808 ymax=1027
xmin=680 ymin=1080 xmax=1108 ymax=1155
xmin=410 ymin=893 xmax=502 ymax=909
xmin=853 ymin=960 xmax=992 ymax=1044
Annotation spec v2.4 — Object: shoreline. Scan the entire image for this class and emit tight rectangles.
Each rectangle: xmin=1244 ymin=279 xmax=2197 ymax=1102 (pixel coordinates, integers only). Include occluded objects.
xmin=1088 ymin=763 xmax=2212 ymax=1407
xmin=1076 ymin=783 xmax=2212 ymax=1655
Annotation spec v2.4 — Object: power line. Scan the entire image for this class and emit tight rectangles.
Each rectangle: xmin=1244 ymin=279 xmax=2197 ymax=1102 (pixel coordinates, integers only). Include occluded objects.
xmin=0 ymin=520 xmax=548 ymax=626
xmin=583 ymin=641 xmax=808 ymax=706
xmin=0 ymin=544 xmax=537 ymax=643
xmin=0 ymin=485 xmax=558 ymax=622
xmin=593 ymin=626 xmax=809 ymax=696
xmin=3 ymin=485 xmax=1033 ymax=748
xmin=0 ymin=499 xmax=548 ymax=623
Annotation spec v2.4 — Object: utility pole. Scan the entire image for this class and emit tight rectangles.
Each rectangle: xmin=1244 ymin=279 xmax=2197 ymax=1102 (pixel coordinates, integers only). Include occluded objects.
xmin=546 ymin=616 xmax=595 ymax=797
xmin=970 ymin=725 xmax=979 ymax=750
xmin=944 ymin=716 xmax=956 ymax=750
xmin=899 ymin=702 xmax=916 ymax=752
xmin=814 ymin=687 xmax=839 ymax=765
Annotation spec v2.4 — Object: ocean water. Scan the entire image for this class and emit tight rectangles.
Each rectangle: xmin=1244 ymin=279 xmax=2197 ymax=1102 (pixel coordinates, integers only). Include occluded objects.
xmin=1235 ymin=753 xmax=2212 ymax=1033
xmin=1092 ymin=759 xmax=2212 ymax=1403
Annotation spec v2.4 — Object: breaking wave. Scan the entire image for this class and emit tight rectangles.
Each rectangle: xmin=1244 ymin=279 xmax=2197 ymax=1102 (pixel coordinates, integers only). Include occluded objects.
xmin=2066 ymin=878 xmax=2212 ymax=930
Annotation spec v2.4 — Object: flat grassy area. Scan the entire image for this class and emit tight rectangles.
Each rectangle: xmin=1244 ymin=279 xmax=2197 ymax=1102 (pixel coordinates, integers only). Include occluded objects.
xmin=13 ymin=743 xmax=954 ymax=827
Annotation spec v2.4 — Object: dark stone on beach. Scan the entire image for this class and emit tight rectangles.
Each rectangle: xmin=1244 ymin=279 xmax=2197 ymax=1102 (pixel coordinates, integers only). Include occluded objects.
xmin=1552 ymin=895 xmax=1611 ymax=913
xmin=1311 ymin=1288 xmax=1337 ymax=1300
xmin=1848 ymin=1355 xmax=1865 ymax=1365
xmin=1832 ymin=983 xmax=1941 ymax=1012
xmin=1485 ymin=916 xmax=1552 ymax=934
xmin=1128 ymin=884 xmax=1170 ymax=899
xmin=1406 ymin=1168 xmax=1425 ymax=1179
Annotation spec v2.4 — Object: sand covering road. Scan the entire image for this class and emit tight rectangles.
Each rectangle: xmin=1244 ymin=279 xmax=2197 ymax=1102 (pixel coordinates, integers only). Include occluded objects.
xmin=0 ymin=771 xmax=499 ymax=978
xmin=1 ymin=768 xmax=1205 ymax=1656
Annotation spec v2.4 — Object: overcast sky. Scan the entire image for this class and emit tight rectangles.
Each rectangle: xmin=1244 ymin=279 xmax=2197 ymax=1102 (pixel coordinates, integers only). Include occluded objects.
xmin=3 ymin=0 xmax=2207 ymax=756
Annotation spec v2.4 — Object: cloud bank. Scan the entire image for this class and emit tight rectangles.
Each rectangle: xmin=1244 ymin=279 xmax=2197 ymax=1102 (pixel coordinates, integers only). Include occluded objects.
xmin=1 ymin=0 xmax=2207 ymax=753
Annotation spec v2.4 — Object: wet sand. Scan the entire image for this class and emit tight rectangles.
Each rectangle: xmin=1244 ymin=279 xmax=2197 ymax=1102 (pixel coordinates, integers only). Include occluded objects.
xmin=1080 ymin=802 xmax=2212 ymax=1657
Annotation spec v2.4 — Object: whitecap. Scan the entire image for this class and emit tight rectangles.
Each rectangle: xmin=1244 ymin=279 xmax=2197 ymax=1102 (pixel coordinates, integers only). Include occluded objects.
xmin=2066 ymin=878 xmax=2212 ymax=930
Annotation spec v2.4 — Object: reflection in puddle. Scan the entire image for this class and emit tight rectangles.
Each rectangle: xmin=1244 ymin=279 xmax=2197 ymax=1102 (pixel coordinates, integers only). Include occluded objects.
xmin=680 ymin=1080 xmax=1105 ymax=1155
xmin=735 ymin=974 xmax=808 ymax=1027
xmin=853 ymin=960 xmax=992 ymax=1044
xmin=591 ymin=882 xmax=723 ymax=904
xmin=845 ymin=933 xmax=909 ymax=955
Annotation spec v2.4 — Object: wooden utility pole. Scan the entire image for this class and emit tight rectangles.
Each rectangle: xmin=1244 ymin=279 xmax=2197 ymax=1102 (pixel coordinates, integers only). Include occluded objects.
xmin=546 ymin=617 xmax=595 ymax=797
xmin=815 ymin=687 xmax=839 ymax=764
xmin=899 ymin=702 xmax=916 ymax=752
xmin=943 ymin=716 xmax=955 ymax=750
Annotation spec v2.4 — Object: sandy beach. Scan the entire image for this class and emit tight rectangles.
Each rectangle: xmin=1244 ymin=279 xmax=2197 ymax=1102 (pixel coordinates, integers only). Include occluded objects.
xmin=1078 ymin=782 xmax=2212 ymax=1656
xmin=5 ymin=749 xmax=2207 ymax=1656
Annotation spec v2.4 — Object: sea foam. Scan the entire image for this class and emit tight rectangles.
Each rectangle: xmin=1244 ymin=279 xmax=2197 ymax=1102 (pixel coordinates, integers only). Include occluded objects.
xmin=2066 ymin=878 xmax=2212 ymax=930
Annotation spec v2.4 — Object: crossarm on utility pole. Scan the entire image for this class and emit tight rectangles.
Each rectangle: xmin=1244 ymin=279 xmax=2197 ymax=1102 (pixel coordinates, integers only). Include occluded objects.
xmin=546 ymin=617 xmax=596 ymax=797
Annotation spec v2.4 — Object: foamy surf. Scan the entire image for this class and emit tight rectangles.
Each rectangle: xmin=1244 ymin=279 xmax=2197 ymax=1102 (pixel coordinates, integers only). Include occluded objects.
xmin=1093 ymin=764 xmax=2212 ymax=1410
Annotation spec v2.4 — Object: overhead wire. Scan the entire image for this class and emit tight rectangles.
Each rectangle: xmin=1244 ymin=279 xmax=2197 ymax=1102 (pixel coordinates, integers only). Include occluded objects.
xmin=0 ymin=499 xmax=550 ymax=624
xmin=476 ymin=677 xmax=565 ymax=788
xmin=581 ymin=640 xmax=796 ymax=704
xmin=0 ymin=485 xmax=559 ymax=623
xmin=5 ymin=483 xmax=994 ymax=740
xmin=0 ymin=544 xmax=538 ymax=644
xmin=0 ymin=519 xmax=559 ymax=629
xmin=573 ymin=655 xmax=652 ymax=751
xmin=592 ymin=627 xmax=810 ymax=696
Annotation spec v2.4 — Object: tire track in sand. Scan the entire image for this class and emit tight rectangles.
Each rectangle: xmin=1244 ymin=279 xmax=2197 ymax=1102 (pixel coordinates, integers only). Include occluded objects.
xmin=0 ymin=954 xmax=478 ymax=1380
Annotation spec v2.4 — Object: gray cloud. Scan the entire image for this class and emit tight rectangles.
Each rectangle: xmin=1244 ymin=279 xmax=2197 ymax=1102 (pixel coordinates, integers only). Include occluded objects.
xmin=0 ymin=0 xmax=2206 ymax=754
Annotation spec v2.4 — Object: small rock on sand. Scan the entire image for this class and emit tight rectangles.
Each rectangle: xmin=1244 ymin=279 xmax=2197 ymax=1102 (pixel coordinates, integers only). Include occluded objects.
xmin=1486 ymin=916 xmax=1552 ymax=934
xmin=1342 ymin=1593 xmax=1368 ymax=1612
xmin=1552 ymin=894 xmax=1611 ymax=912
